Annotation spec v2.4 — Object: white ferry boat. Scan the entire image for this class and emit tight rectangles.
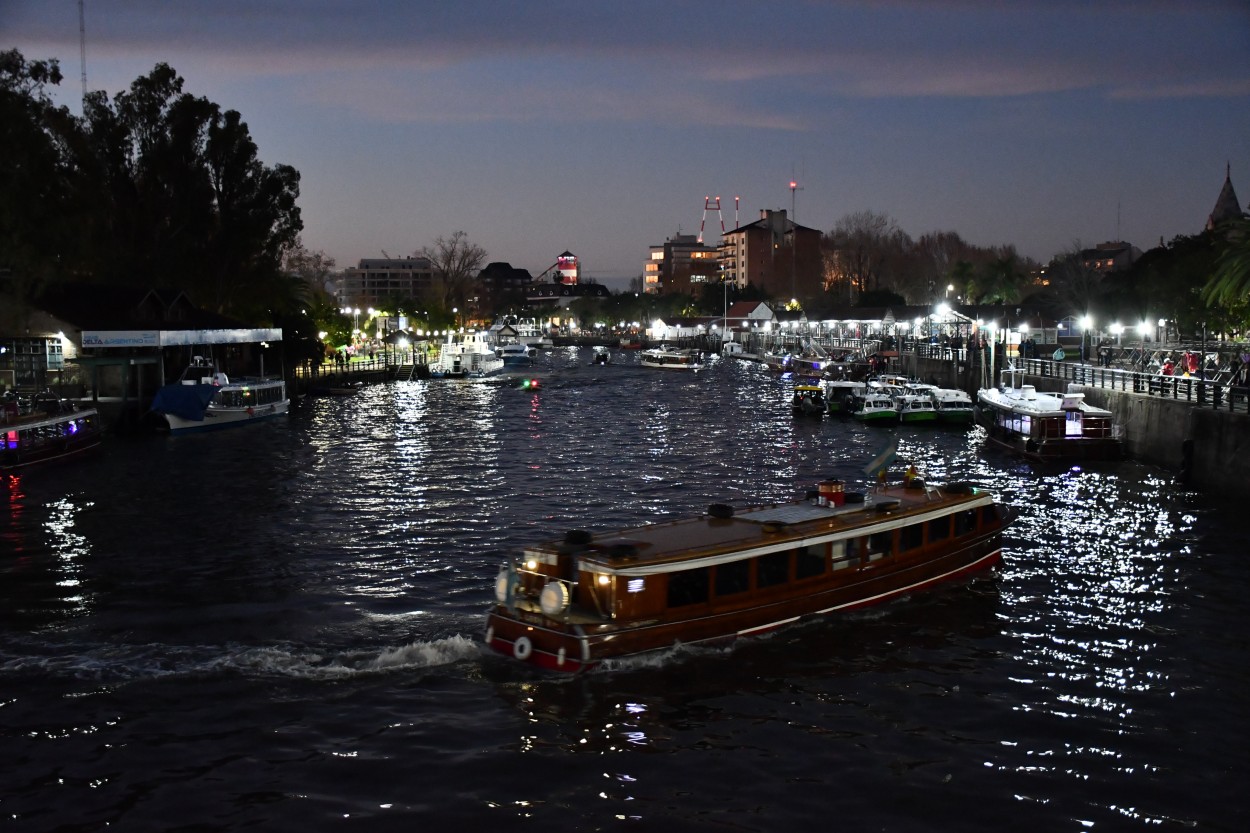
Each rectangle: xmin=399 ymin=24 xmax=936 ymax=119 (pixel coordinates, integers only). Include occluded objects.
xmin=150 ymin=358 xmax=289 ymax=433
xmin=431 ymin=330 xmax=505 ymax=378
xmin=640 ymin=346 xmax=703 ymax=371
xmin=977 ymin=366 xmax=1121 ymax=461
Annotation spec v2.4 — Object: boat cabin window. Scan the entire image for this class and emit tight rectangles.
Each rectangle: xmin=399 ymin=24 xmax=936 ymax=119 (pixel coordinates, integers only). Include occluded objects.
xmin=667 ymin=566 xmax=710 ymax=608
xmin=953 ymin=509 xmax=978 ymax=537
xmin=795 ymin=544 xmax=826 ymax=579
xmin=981 ymin=505 xmax=1003 ymax=524
xmin=900 ymin=524 xmax=923 ymax=551
xmin=715 ymin=559 xmax=750 ymax=596
xmin=927 ymin=517 xmax=951 ymax=542
xmin=831 ymin=539 xmax=858 ymax=571
xmin=866 ymin=531 xmax=891 ymax=560
xmin=756 ymin=552 xmax=790 ymax=588
xmin=218 ymin=389 xmax=252 ymax=408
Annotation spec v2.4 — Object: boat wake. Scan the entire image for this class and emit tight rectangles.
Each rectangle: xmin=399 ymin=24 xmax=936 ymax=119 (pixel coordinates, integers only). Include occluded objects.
xmin=0 ymin=635 xmax=482 ymax=682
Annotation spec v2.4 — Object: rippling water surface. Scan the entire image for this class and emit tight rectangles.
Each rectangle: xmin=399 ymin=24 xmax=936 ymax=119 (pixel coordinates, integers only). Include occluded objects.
xmin=3 ymin=349 xmax=1246 ymax=831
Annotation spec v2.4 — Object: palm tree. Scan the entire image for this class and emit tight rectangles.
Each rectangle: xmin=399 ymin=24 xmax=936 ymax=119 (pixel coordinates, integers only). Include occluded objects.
xmin=1202 ymin=217 xmax=1250 ymax=312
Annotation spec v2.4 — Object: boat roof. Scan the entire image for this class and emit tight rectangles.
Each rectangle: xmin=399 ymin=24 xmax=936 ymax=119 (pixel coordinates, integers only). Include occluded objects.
xmin=529 ymin=484 xmax=994 ymax=576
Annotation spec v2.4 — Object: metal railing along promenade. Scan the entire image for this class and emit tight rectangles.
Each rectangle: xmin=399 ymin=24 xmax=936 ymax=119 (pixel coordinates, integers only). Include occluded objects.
xmin=994 ymin=357 xmax=1249 ymax=414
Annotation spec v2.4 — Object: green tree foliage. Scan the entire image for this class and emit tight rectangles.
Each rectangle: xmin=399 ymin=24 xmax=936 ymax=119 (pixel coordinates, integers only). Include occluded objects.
xmin=0 ymin=51 xmax=87 ymax=295
xmin=1 ymin=51 xmax=302 ymax=325
xmin=1112 ymin=233 xmax=1214 ymax=337
xmin=1035 ymin=245 xmax=1104 ymax=322
xmin=1202 ymin=218 xmax=1250 ymax=329
xmin=967 ymin=250 xmax=1028 ymax=304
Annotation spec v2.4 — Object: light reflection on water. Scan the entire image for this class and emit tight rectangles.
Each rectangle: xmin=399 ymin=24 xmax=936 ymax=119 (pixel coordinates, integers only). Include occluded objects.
xmin=1 ymin=350 xmax=1246 ymax=830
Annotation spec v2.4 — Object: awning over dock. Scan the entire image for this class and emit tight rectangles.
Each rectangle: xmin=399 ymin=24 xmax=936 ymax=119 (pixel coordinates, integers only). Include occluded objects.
xmin=80 ymin=328 xmax=282 ymax=348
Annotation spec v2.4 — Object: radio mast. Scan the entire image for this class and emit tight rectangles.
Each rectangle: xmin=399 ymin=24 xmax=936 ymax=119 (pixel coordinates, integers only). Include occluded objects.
xmin=78 ymin=0 xmax=88 ymax=108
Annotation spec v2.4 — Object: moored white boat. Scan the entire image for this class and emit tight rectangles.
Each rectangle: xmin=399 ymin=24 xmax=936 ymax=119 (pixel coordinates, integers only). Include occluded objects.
xmin=929 ymin=388 xmax=976 ymax=424
xmin=495 ymin=342 xmax=537 ymax=367
xmin=640 ymin=345 xmax=703 ymax=371
xmin=822 ymin=379 xmax=866 ymax=415
xmin=977 ymin=366 xmax=1121 ymax=461
xmin=431 ymin=330 xmax=505 ymax=378
xmin=849 ymin=390 xmax=899 ymax=423
xmin=484 ymin=479 xmax=1014 ymax=672
xmin=150 ymin=358 xmax=289 ymax=433
xmin=895 ymin=393 xmax=938 ymax=424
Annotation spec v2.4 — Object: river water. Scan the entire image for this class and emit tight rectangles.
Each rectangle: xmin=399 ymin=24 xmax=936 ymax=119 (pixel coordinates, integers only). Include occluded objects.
xmin=2 ymin=348 xmax=1245 ymax=832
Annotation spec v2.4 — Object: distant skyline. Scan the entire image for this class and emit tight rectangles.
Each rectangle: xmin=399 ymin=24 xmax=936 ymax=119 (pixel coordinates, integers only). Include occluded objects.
xmin=6 ymin=1 xmax=1250 ymax=291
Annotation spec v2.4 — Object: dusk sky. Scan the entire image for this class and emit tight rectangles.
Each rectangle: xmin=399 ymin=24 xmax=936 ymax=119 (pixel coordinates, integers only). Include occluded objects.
xmin=6 ymin=1 xmax=1250 ymax=290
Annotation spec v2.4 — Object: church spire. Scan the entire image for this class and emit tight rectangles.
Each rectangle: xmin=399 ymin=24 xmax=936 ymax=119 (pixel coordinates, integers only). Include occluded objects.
xmin=1207 ymin=164 xmax=1244 ymax=231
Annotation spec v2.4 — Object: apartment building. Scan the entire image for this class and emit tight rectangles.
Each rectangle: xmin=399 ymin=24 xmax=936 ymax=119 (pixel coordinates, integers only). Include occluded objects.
xmin=338 ymin=257 xmax=433 ymax=309
xmin=719 ymin=209 xmax=823 ymax=299
xmin=643 ymin=233 xmax=720 ymax=294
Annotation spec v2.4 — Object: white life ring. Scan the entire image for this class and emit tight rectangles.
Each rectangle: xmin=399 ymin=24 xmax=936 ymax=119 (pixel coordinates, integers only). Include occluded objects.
xmin=513 ymin=635 xmax=533 ymax=661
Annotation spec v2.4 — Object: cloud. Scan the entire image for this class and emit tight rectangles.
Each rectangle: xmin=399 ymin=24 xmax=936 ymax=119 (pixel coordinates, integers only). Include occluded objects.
xmin=10 ymin=0 xmax=1248 ymax=131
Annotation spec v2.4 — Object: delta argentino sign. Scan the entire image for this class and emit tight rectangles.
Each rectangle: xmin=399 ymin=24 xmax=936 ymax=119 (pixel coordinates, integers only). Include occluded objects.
xmin=82 ymin=330 xmax=160 ymax=347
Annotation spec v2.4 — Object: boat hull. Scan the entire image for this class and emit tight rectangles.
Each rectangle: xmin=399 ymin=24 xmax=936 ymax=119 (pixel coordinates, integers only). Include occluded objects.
xmin=935 ymin=410 xmax=976 ymax=424
xmin=165 ymin=399 xmax=289 ymax=433
xmin=981 ymin=423 xmax=1122 ymax=462
xmin=898 ymin=411 xmax=938 ymax=424
xmin=853 ymin=410 xmax=898 ymax=423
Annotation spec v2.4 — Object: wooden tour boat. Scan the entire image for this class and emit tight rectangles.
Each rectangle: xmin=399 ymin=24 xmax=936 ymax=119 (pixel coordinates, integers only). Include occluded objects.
xmin=484 ymin=476 xmax=1013 ymax=672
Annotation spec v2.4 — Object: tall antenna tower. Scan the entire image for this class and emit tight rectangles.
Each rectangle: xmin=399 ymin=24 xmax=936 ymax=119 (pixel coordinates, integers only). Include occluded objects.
xmin=78 ymin=0 xmax=88 ymax=107
xmin=698 ymin=196 xmax=725 ymax=244
xmin=789 ymin=171 xmax=803 ymax=222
